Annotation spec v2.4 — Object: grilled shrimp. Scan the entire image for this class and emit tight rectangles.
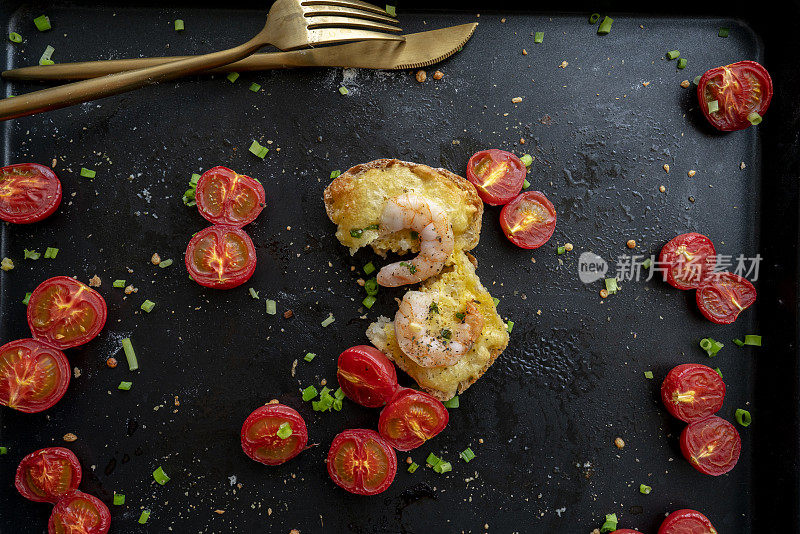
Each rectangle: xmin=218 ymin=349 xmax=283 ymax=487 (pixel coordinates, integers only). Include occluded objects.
xmin=394 ymin=291 xmax=484 ymax=368
xmin=376 ymin=193 xmax=454 ymax=287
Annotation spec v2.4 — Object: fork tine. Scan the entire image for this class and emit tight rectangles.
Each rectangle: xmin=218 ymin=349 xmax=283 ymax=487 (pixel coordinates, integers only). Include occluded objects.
xmin=307 ymin=28 xmax=405 ymax=46
xmin=306 ymin=16 xmax=402 ymax=33
xmin=303 ymin=5 xmax=399 ymax=25
xmin=301 ymin=0 xmax=390 ymax=17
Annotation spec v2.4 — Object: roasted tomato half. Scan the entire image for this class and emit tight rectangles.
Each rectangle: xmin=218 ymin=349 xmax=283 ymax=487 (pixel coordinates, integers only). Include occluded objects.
xmin=195 ymin=166 xmax=266 ymax=227
xmin=680 ymin=415 xmax=741 ymax=476
xmin=500 ymin=191 xmax=556 ymax=249
xmin=185 ymin=225 xmax=257 ymax=289
xmin=0 ymin=163 xmax=62 ymax=224
xmin=661 ymin=364 xmax=725 ymax=423
xmin=696 ymin=272 xmax=756 ymax=324
xmin=0 ymin=338 xmax=70 ymax=413
xmin=327 ymin=429 xmax=397 ymax=495
xmin=466 ymin=149 xmax=525 ymax=206
xmin=16 ymin=447 xmax=82 ymax=503
xmin=241 ymin=404 xmax=308 ymax=466
xmin=48 ymin=490 xmax=110 ymax=534
xmin=658 ymin=509 xmax=718 ymax=534
xmin=697 ymin=60 xmax=773 ymax=132
xmin=337 ymin=345 xmax=399 ymax=408
xmin=378 ymin=388 xmax=449 ymax=451
xmin=27 ymin=277 xmax=107 ymax=350
xmin=658 ymin=233 xmax=717 ymax=290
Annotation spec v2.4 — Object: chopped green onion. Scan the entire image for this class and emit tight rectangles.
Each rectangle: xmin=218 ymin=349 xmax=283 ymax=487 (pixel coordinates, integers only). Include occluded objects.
xmin=248 ymin=140 xmax=268 ymax=159
xmin=408 ymin=462 xmax=419 ymax=473
xmin=118 ymin=381 xmax=132 ymax=391
xmin=44 ymin=247 xmax=59 ymax=259
xmin=39 ymin=60 xmax=54 ymax=66
xmin=426 ymin=453 xmax=441 ymax=467
xmin=153 ymin=466 xmax=170 ymax=485
xmin=363 ymin=262 xmax=375 ymax=275
xmin=33 ymin=15 xmax=51 ymax=32
xmin=442 ymin=396 xmax=459 ymax=408
xmin=312 ymin=387 xmax=335 ymax=411
xmin=589 ymin=13 xmax=600 ymax=24
xmin=747 ymin=112 xmax=762 ymax=126
xmin=39 ymin=44 xmax=55 ymax=65
xmin=22 ymin=292 xmax=32 ymax=305
xmin=733 ymin=338 xmax=745 ymax=347
xmin=122 ymin=338 xmax=138 ymax=371
xmin=80 ymin=167 xmax=96 ymax=178
xmin=138 ymin=510 xmax=151 ymax=524
xmin=534 ymin=32 xmax=544 ymax=43
xmin=744 ymin=334 xmax=762 ymax=346
xmin=321 ymin=314 xmax=335 ymax=327
xmin=276 ymin=422 xmax=292 ymax=439
xmin=266 ymin=299 xmax=277 ymax=315
xmin=459 ymin=448 xmax=475 ymax=462
xmin=492 ymin=297 xmax=500 ymax=307
xmin=440 ymin=328 xmax=451 ymax=340
xmin=644 ymin=371 xmax=654 ymax=379
xmin=332 ymin=398 xmax=343 ymax=411
xmin=226 ymin=72 xmax=239 ymax=83
xmin=700 ymin=337 xmax=723 ymax=357
xmin=433 ymin=461 xmax=452 ymax=474
xmin=557 ymin=246 xmax=566 ymax=255
xmin=140 ymin=300 xmax=156 ymax=313
xmin=454 ymin=311 xmax=465 ymax=322
xmin=350 ymin=228 xmax=364 ymax=238
xmin=385 ymin=4 xmax=396 ymax=16
xmin=677 ymin=58 xmax=687 ymax=69
xmin=339 ymin=86 xmax=349 ymax=95
xmin=642 ymin=258 xmax=652 ymax=269
xmin=158 ymin=259 xmax=173 ymax=268
xmin=523 ymin=178 xmax=531 ymax=188
xmin=23 ymin=249 xmax=40 ymax=260
xmin=718 ymin=27 xmax=729 ymax=38
xmin=365 ymin=278 xmax=379 ymax=296
xmin=666 ymin=50 xmax=680 ymax=60
xmin=182 ymin=189 xmax=196 ymax=206
xmin=330 ymin=170 xmax=341 ymax=180
xmin=9 ymin=32 xmax=22 ymax=43
xmin=0 ymin=446 xmax=7 ymax=454
xmin=249 ymin=82 xmax=261 ymax=92
xmin=113 ymin=279 xmax=126 ymax=288
xmin=715 ymin=367 xmax=723 ymax=378
xmin=597 ymin=16 xmax=613 ymax=35
xmin=640 ymin=484 xmax=652 ymax=494
xmin=520 ymin=154 xmax=533 ymax=167
xmin=604 ymin=277 xmax=619 ymax=294
xmin=113 ymin=493 xmax=125 ymax=505
xmin=693 ymin=75 xmax=702 ymax=85
xmin=600 ymin=513 xmax=618 ymax=533
xmin=249 ymin=288 xmax=259 ymax=299
xmin=707 ymin=100 xmax=719 ymax=113
xmin=174 ymin=19 xmax=184 ymax=31
xmin=506 ymin=320 xmax=514 ymax=333
xmin=735 ymin=408 xmax=752 ymax=427
xmin=304 ymin=352 xmax=316 ymax=362
xmin=302 ymin=385 xmax=318 ymax=401
xmin=334 ymin=388 xmax=345 ymax=400
xmin=399 ymin=261 xmax=417 ymax=274
xmin=362 ymin=295 xmax=377 ymax=309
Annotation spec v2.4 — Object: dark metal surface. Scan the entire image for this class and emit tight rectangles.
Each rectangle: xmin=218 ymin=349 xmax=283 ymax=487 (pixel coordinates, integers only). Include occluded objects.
xmin=1 ymin=2 xmax=798 ymax=533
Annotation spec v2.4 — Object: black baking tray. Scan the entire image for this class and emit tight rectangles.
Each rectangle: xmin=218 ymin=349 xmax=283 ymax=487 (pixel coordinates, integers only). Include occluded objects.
xmin=1 ymin=1 xmax=798 ymax=532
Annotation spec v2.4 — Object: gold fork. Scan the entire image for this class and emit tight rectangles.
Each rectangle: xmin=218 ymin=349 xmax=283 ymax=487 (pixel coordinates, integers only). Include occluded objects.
xmin=0 ymin=0 xmax=402 ymax=121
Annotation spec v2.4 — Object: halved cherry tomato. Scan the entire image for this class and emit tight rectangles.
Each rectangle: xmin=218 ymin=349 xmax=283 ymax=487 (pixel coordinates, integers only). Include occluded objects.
xmin=196 ymin=166 xmax=266 ymax=227
xmin=658 ymin=509 xmax=717 ymax=534
xmin=48 ymin=490 xmax=110 ymax=534
xmin=696 ymin=272 xmax=756 ymax=324
xmin=15 ymin=447 xmax=82 ymax=503
xmin=27 ymin=277 xmax=107 ymax=350
xmin=658 ymin=233 xmax=716 ymax=290
xmin=499 ymin=191 xmax=556 ymax=249
xmin=697 ymin=60 xmax=773 ymax=132
xmin=466 ymin=149 xmax=525 ymax=206
xmin=185 ymin=225 xmax=256 ymax=289
xmin=661 ymin=364 xmax=725 ymax=423
xmin=241 ymin=404 xmax=308 ymax=465
xmin=327 ymin=429 xmax=397 ymax=495
xmin=0 ymin=338 xmax=70 ymax=413
xmin=680 ymin=415 xmax=741 ymax=476
xmin=0 ymin=163 xmax=62 ymax=224
xmin=337 ymin=345 xmax=399 ymax=408
xmin=378 ymin=388 xmax=449 ymax=451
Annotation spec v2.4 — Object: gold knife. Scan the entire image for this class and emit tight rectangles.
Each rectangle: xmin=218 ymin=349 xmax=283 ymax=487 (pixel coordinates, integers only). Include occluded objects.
xmin=2 ymin=23 xmax=477 ymax=82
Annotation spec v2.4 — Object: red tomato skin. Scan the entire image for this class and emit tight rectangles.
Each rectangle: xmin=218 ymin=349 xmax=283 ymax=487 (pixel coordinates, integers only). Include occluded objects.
xmin=15 ymin=447 xmax=82 ymax=503
xmin=697 ymin=61 xmax=773 ymax=132
xmin=378 ymin=387 xmax=449 ymax=451
xmin=680 ymin=416 xmax=741 ymax=476
xmin=499 ymin=191 xmax=557 ymax=249
xmin=195 ymin=166 xmax=266 ymax=227
xmin=658 ymin=233 xmax=717 ymax=290
xmin=240 ymin=404 xmax=308 ymax=466
xmin=327 ymin=429 xmax=397 ymax=496
xmin=466 ymin=149 xmax=525 ymax=206
xmin=26 ymin=276 xmax=108 ymax=350
xmin=696 ymin=272 xmax=756 ymax=324
xmin=0 ymin=163 xmax=62 ymax=224
xmin=48 ymin=490 xmax=110 ymax=534
xmin=658 ymin=509 xmax=718 ymax=534
xmin=661 ymin=364 xmax=725 ymax=423
xmin=185 ymin=225 xmax=257 ymax=290
xmin=337 ymin=345 xmax=399 ymax=408
xmin=0 ymin=338 xmax=70 ymax=413
xmin=613 ymin=530 xmax=645 ymax=534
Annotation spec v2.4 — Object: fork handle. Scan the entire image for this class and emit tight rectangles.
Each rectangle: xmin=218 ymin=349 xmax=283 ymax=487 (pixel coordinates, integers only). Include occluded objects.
xmin=0 ymin=37 xmax=266 ymax=121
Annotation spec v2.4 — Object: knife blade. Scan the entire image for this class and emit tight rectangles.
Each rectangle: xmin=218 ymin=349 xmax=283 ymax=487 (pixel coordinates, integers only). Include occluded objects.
xmin=2 ymin=23 xmax=478 ymax=82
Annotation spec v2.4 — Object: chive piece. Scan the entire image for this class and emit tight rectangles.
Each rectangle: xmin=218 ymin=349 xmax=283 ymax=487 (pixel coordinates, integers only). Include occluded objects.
xmin=249 ymin=82 xmax=261 ymax=92
xmin=39 ymin=60 xmax=54 ymax=66
xmin=265 ymin=299 xmax=277 ymax=315
xmin=122 ymin=338 xmax=138 ymax=371
xmin=339 ymin=86 xmax=349 ymax=95
xmin=699 ymin=337 xmax=723 ymax=357
xmin=744 ymin=334 xmax=762 ymax=346
xmin=113 ymin=279 xmax=126 ymax=288
xmin=640 ymin=484 xmax=652 ymax=494
xmin=506 ymin=320 xmax=514 ymax=333
xmin=434 ymin=461 xmax=452 ymax=474
xmin=330 ymin=170 xmax=341 ymax=180
xmin=276 ymin=422 xmax=292 ymax=439
xmin=733 ymin=338 xmax=745 ymax=347
xmin=118 ymin=381 xmax=132 ymax=391
xmin=226 ymin=72 xmax=239 ymax=83
xmin=39 ymin=44 xmax=55 ymax=65
xmin=350 ymin=228 xmax=364 ymax=238
xmin=33 ymin=15 xmax=51 ymax=32
xmin=362 ymin=295 xmax=377 ymax=309
xmin=441 ymin=328 xmax=452 ymax=340
xmin=248 ymin=140 xmax=268 ymax=159
xmin=22 ymin=292 xmax=32 ymax=305
xmin=408 ymin=462 xmax=419 ymax=473
xmin=363 ymin=262 xmax=376 ymax=275
xmin=747 ymin=112 xmax=762 ymax=126
xmin=589 ymin=13 xmax=600 ymax=24
xmin=426 ymin=453 xmax=441 ymax=468
xmin=600 ymin=513 xmax=618 ymax=533
xmin=44 ymin=247 xmax=59 ymax=259
xmin=693 ymin=75 xmax=702 ymax=85
xmin=138 ymin=510 xmax=151 ymax=524
xmin=302 ymin=385 xmax=318 ymax=401
xmin=597 ymin=16 xmax=613 ymax=35
xmin=707 ymin=100 xmax=719 ymax=113
xmin=715 ymin=367 xmax=723 ymax=378
xmin=385 ymin=4 xmax=396 ymax=16
xmin=158 ymin=259 xmax=173 ymax=268
xmin=492 ymin=297 xmax=500 ymax=307
xmin=153 ymin=466 xmax=170 ymax=485
xmin=735 ymin=408 xmax=752 ymax=427
xmin=604 ymin=277 xmax=619 ymax=294
xmin=321 ymin=314 xmax=335 ymax=327
xmin=332 ymin=398 xmax=343 ymax=411
xmin=113 ymin=493 xmax=125 ymax=505
xmin=520 ymin=154 xmax=533 ymax=167
xmin=557 ymin=246 xmax=566 ymax=255
xmin=246 ymin=288 xmax=258 ymax=300
xmin=642 ymin=258 xmax=652 ymax=269
xmin=718 ymin=27 xmax=729 ymax=38
xmin=304 ymin=352 xmax=316 ymax=362
xmin=459 ymin=448 xmax=475 ymax=463
xmin=334 ymin=388 xmax=345 ymax=400
xmin=0 ymin=446 xmax=7 ymax=454
xmin=677 ymin=58 xmax=687 ymax=69
xmin=140 ymin=300 xmax=156 ymax=313
xmin=523 ymin=178 xmax=531 ymax=188
xmin=23 ymin=249 xmax=41 ymax=260
xmin=454 ymin=312 xmax=465 ymax=322
xmin=644 ymin=371 xmax=654 ymax=379
xmin=313 ymin=387 xmax=335 ymax=411
xmin=666 ymin=50 xmax=680 ymax=60
xmin=534 ymin=32 xmax=544 ymax=43
xmin=190 ymin=173 xmax=201 ymax=186
xmin=80 ymin=167 xmax=96 ymax=178
xmin=442 ymin=396 xmax=459 ymax=408
xmin=174 ymin=19 xmax=184 ymax=31
xmin=8 ymin=32 xmax=22 ymax=43
xmin=365 ymin=278 xmax=379 ymax=296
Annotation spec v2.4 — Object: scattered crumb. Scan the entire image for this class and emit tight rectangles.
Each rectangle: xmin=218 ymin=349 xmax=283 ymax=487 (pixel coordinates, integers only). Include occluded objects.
xmin=63 ymin=433 xmax=77 ymax=442
xmin=88 ymin=275 xmax=101 ymax=287
xmin=626 ymin=239 xmax=636 ymax=249
xmin=522 ymin=49 xmax=528 ymax=55
xmin=520 ymin=138 xmax=525 ymax=144
xmin=151 ymin=253 xmax=161 ymax=265
xmin=564 ymin=243 xmax=573 ymax=252
xmin=433 ymin=70 xmax=444 ymax=80
xmin=283 ymin=310 xmax=293 ymax=319
xmin=615 ymin=437 xmax=625 ymax=449
xmin=740 ymin=161 xmax=746 ymax=170
xmin=214 ymin=510 xmax=225 ymax=514
xmin=356 ymin=278 xmax=365 ymax=286
xmin=320 ymin=378 xmax=327 ymax=386
xmin=663 ymin=163 xmax=670 ymax=173
xmin=415 ymin=70 xmax=426 ymax=83
xmin=268 ymin=399 xmax=279 ymax=404
xmin=680 ymin=79 xmax=691 ymax=88
xmin=642 ymin=81 xmax=650 ymax=86
xmin=559 ymin=61 xmax=568 ymax=68
xmin=659 ymin=185 xmax=666 ymax=193
xmin=124 ymin=284 xmax=138 ymax=294
xmin=106 ymin=358 xmax=117 ymax=368
xmin=511 ymin=96 xmax=523 ymax=103
xmin=600 ymin=289 xmax=609 ymax=298
xmin=688 ymin=170 xmax=696 ymax=177
xmin=73 ymin=367 xmax=81 ymax=378
xmin=689 ymin=196 xmax=695 ymax=203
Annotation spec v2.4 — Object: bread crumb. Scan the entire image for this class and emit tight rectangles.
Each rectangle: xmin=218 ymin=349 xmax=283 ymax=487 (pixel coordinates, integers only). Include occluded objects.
xmin=559 ymin=61 xmax=568 ymax=68
xmin=106 ymin=357 xmax=117 ymax=368
xmin=415 ymin=70 xmax=426 ymax=83
xmin=659 ymin=185 xmax=666 ymax=193
xmin=564 ymin=243 xmax=573 ymax=252
xmin=511 ymin=96 xmax=523 ymax=103
xmin=680 ymin=79 xmax=691 ymax=88
xmin=626 ymin=239 xmax=636 ymax=249
xmin=433 ymin=70 xmax=444 ymax=80
xmin=73 ymin=367 xmax=81 ymax=378
xmin=614 ymin=437 xmax=625 ymax=449
xmin=688 ymin=170 xmax=696 ymax=177
xmin=151 ymin=253 xmax=161 ymax=265
xmin=642 ymin=81 xmax=650 ymax=86
xmin=663 ymin=163 xmax=670 ymax=173
xmin=522 ymin=49 xmax=528 ymax=55
xmin=63 ymin=433 xmax=77 ymax=442
xmin=283 ymin=310 xmax=293 ymax=319
xmin=600 ymin=289 xmax=608 ymax=298
xmin=88 ymin=275 xmax=101 ymax=287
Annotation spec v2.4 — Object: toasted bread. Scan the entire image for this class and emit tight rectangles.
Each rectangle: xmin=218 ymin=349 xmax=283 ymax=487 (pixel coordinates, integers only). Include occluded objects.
xmin=323 ymin=159 xmax=483 ymax=256
xmin=366 ymin=251 xmax=509 ymax=401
